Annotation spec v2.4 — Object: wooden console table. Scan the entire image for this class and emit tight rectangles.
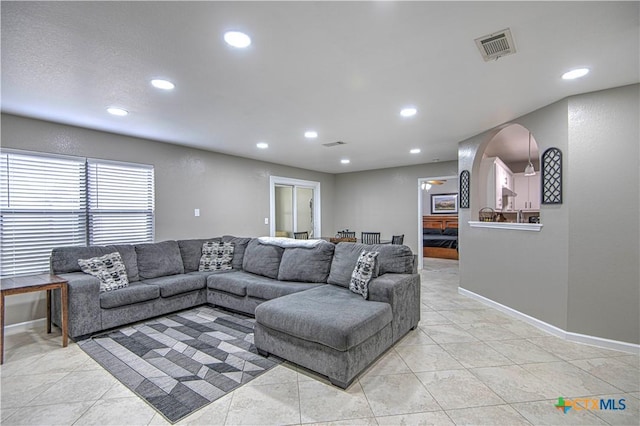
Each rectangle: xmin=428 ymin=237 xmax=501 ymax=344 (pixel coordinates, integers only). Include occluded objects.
xmin=0 ymin=274 xmax=68 ymax=364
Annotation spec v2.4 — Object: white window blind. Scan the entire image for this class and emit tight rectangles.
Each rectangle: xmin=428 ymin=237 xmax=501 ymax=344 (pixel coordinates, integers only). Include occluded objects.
xmin=0 ymin=149 xmax=155 ymax=277
xmin=87 ymin=159 xmax=154 ymax=245
xmin=0 ymin=150 xmax=87 ymax=277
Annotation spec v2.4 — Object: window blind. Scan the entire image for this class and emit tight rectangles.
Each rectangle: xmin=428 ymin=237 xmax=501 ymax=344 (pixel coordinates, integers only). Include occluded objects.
xmin=1 ymin=150 xmax=87 ymax=276
xmin=0 ymin=149 xmax=155 ymax=277
xmin=87 ymin=159 xmax=154 ymax=245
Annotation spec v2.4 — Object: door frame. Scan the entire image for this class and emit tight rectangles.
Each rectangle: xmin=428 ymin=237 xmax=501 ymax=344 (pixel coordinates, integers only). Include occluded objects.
xmin=417 ymin=175 xmax=457 ymax=270
xmin=269 ymin=176 xmax=321 ymax=238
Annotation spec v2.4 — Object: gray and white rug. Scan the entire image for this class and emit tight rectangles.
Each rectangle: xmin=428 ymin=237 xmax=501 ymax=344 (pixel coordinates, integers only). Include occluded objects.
xmin=79 ymin=306 xmax=281 ymax=423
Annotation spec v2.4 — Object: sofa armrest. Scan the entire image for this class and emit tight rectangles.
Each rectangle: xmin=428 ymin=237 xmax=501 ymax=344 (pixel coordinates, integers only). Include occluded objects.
xmin=51 ymin=272 xmax=103 ymax=339
xmin=367 ymin=273 xmax=420 ymax=342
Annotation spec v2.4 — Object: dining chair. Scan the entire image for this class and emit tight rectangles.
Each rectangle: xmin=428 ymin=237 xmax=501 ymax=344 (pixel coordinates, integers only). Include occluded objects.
xmin=337 ymin=231 xmax=356 ymax=238
xmin=361 ymin=232 xmax=381 ymax=244
xmin=391 ymin=234 xmax=404 ymax=245
xmin=293 ymin=231 xmax=309 ymax=239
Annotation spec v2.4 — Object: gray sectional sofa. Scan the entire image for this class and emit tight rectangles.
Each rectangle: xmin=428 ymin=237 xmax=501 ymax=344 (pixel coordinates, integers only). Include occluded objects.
xmin=50 ymin=236 xmax=420 ymax=388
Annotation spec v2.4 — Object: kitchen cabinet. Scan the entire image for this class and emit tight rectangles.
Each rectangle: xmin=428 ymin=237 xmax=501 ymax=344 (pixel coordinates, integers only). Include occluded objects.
xmin=514 ymin=172 xmax=540 ymax=211
xmin=480 ymin=157 xmax=515 ymax=211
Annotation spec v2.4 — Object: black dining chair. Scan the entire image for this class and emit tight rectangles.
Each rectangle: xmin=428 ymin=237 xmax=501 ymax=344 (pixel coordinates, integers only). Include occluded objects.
xmin=337 ymin=231 xmax=356 ymax=238
xmin=361 ymin=232 xmax=381 ymax=244
xmin=391 ymin=234 xmax=404 ymax=245
xmin=293 ymin=231 xmax=309 ymax=239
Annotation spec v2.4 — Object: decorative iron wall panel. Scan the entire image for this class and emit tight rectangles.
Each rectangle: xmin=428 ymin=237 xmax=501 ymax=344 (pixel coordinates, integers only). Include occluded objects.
xmin=459 ymin=170 xmax=470 ymax=209
xmin=541 ymin=147 xmax=562 ymax=204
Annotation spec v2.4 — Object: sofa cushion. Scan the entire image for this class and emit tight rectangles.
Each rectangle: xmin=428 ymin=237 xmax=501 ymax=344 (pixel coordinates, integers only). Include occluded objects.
xmin=221 ymin=235 xmax=252 ymax=270
xmin=242 ymin=239 xmax=284 ymax=279
xmin=51 ymin=244 xmax=139 ymax=282
xmin=199 ymin=242 xmax=234 ymax=271
xmin=349 ymin=251 xmax=379 ymax=299
xmin=327 ymin=243 xmax=414 ymax=287
xmin=178 ymin=238 xmax=221 ymax=273
xmin=277 ymin=241 xmax=335 ymax=283
xmin=141 ymin=274 xmax=206 ymax=298
xmin=78 ymin=252 xmax=129 ymax=293
xmin=255 ymin=285 xmax=392 ymax=352
xmin=135 ymin=240 xmax=184 ymax=279
xmin=100 ymin=282 xmax=160 ymax=309
xmin=207 ymin=271 xmax=248 ymax=296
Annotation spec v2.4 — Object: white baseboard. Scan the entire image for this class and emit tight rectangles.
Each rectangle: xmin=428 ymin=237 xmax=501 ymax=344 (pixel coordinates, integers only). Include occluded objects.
xmin=4 ymin=318 xmax=47 ymax=336
xmin=458 ymin=287 xmax=640 ymax=355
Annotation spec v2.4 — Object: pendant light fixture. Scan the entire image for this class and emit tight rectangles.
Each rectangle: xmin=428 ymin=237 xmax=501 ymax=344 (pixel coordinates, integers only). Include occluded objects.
xmin=524 ymin=131 xmax=536 ymax=176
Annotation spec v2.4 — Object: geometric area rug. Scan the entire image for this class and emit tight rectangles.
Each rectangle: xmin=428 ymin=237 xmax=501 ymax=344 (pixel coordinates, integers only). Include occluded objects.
xmin=78 ymin=305 xmax=282 ymax=424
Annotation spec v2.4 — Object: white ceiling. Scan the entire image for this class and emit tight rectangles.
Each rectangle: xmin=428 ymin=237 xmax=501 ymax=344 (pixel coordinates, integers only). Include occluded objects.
xmin=2 ymin=1 xmax=638 ymax=174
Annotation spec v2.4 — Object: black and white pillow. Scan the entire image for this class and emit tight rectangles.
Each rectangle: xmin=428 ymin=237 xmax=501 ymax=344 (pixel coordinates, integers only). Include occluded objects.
xmin=78 ymin=252 xmax=129 ymax=293
xmin=199 ymin=242 xmax=234 ymax=271
xmin=349 ymin=250 xmax=379 ymax=299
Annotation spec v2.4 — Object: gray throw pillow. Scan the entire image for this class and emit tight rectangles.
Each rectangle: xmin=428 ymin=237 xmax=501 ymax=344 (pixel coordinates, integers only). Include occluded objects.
xmin=349 ymin=251 xmax=379 ymax=299
xmin=199 ymin=242 xmax=234 ymax=271
xmin=78 ymin=251 xmax=129 ymax=293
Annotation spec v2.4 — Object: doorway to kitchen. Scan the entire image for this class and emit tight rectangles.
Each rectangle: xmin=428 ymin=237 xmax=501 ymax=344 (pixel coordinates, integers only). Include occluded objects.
xmin=269 ymin=176 xmax=321 ymax=239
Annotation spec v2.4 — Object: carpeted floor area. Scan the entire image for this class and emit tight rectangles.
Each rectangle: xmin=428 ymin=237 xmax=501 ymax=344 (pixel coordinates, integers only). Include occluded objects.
xmin=78 ymin=306 xmax=281 ymax=423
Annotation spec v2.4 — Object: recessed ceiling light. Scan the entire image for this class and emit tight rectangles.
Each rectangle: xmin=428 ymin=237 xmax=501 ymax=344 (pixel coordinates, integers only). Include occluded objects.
xmin=410 ymin=148 xmax=421 ymax=154
xmin=400 ymin=107 xmax=417 ymax=117
xmin=106 ymin=107 xmax=128 ymax=116
xmin=256 ymin=142 xmax=269 ymax=149
xmin=562 ymin=68 xmax=589 ymax=80
xmin=224 ymin=31 xmax=251 ymax=48
xmin=151 ymin=79 xmax=175 ymax=90
xmin=341 ymin=159 xmax=350 ymax=164
xmin=304 ymin=130 xmax=318 ymax=138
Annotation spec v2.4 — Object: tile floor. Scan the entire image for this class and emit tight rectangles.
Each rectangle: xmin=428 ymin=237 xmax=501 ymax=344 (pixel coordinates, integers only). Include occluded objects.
xmin=1 ymin=258 xmax=638 ymax=425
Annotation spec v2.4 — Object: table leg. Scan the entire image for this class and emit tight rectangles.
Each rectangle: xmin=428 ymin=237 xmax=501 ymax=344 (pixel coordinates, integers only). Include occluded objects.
xmin=61 ymin=284 xmax=68 ymax=347
xmin=47 ymin=289 xmax=52 ymax=334
xmin=1 ymin=293 xmax=4 ymax=364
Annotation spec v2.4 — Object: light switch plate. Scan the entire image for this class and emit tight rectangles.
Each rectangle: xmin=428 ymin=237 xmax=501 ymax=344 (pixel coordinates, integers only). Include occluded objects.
xmin=194 ymin=208 xmax=200 ymax=217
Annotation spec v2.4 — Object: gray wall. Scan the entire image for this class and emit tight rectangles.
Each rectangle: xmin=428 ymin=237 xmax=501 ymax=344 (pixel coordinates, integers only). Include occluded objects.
xmin=1 ymin=113 xmax=336 ymax=325
xmin=333 ymin=162 xmax=458 ymax=255
xmin=459 ymin=84 xmax=639 ymax=345
xmin=567 ymin=85 xmax=640 ymax=343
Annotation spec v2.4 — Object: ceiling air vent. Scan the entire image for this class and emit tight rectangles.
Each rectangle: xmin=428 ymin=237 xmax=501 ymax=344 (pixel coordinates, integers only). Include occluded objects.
xmin=322 ymin=141 xmax=346 ymax=148
xmin=475 ymin=28 xmax=516 ymax=62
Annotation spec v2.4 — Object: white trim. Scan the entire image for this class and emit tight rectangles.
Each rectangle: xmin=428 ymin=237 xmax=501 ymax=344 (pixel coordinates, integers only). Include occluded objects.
xmin=4 ymin=318 xmax=47 ymax=336
xmin=269 ymin=176 xmax=321 ymax=238
xmin=469 ymin=221 xmax=543 ymax=232
xmin=459 ymin=287 xmax=640 ymax=354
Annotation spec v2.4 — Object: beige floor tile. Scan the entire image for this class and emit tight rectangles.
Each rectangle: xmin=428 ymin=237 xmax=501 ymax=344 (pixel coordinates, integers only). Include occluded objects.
xmin=303 ymin=418 xmax=378 ymax=426
xmin=395 ymin=344 xmax=464 ymax=372
xmin=360 ymin=373 xmax=440 ymax=417
xmin=522 ymin=361 xmax=621 ymax=396
xmin=439 ymin=342 xmax=513 ymax=368
xmin=375 ymin=411 xmax=454 ymax=425
xmin=498 ymin=320 xmax=550 ymax=338
xmin=439 ymin=309 xmax=490 ymax=324
xmin=148 ymin=412 xmax=174 ymax=426
xmin=415 ymin=369 xmax=504 ymax=410
xmin=445 ymin=404 xmax=532 ymax=425
xmin=176 ymin=393 xmax=232 ymax=425
xmin=31 ymin=369 xmax=118 ymax=405
xmin=469 ymin=365 xmax=560 ymax=403
xmin=395 ymin=328 xmax=437 ymax=346
xmin=457 ymin=322 xmax=521 ymax=341
xmin=419 ymin=324 xmax=478 ymax=344
xmin=246 ymin=363 xmax=298 ymax=386
xmin=528 ymin=336 xmax=628 ymax=361
xmin=73 ymin=396 xmax=157 ymax=425
xmin=570 ymin=357 xmax=640 ymax=392
xmin=0 ymin=407 xmax=18 ymax=423
xmin=486 ymin=339 xmax=561 ymax=364
xmin=511 ymin=399 xmax=608 ymax=425
xmin=418 ymin=311 xmax=453 ymax=326
xmin=225 ymin=381 xmax=300 ymax=425
xmin=1 ymin=401 xmax=95 ymax=425
xmin=361 ymin=349 xmax=411 ymax=377
xmin=590 ymin=393 xmax=640 ymax=426
xmin=1 ymin=371 xmax=68 ymax=408
xmin=616 ymin=354 xmax=640 ymax=367
xmin=299 ymin=380 xmax=374 ymax=423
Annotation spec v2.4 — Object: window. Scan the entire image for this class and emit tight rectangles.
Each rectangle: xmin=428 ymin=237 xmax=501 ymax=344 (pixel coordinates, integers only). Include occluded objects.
xmin=0 ymin=149 xmax=154 ymax=277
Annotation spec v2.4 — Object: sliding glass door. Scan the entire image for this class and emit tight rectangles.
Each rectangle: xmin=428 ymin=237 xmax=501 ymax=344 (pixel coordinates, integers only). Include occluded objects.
xmin=270 ymin=177 xmax=320 ymax=238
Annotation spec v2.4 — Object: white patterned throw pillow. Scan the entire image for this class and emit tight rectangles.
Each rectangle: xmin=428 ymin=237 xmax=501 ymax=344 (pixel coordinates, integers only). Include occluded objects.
xmin=349 ymin=250 xmax=379 ymax=299
xmin=78 ymin=252 xmax=129 ymax=293
xmin=199 ymin=242 xmax=234 ymax=271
